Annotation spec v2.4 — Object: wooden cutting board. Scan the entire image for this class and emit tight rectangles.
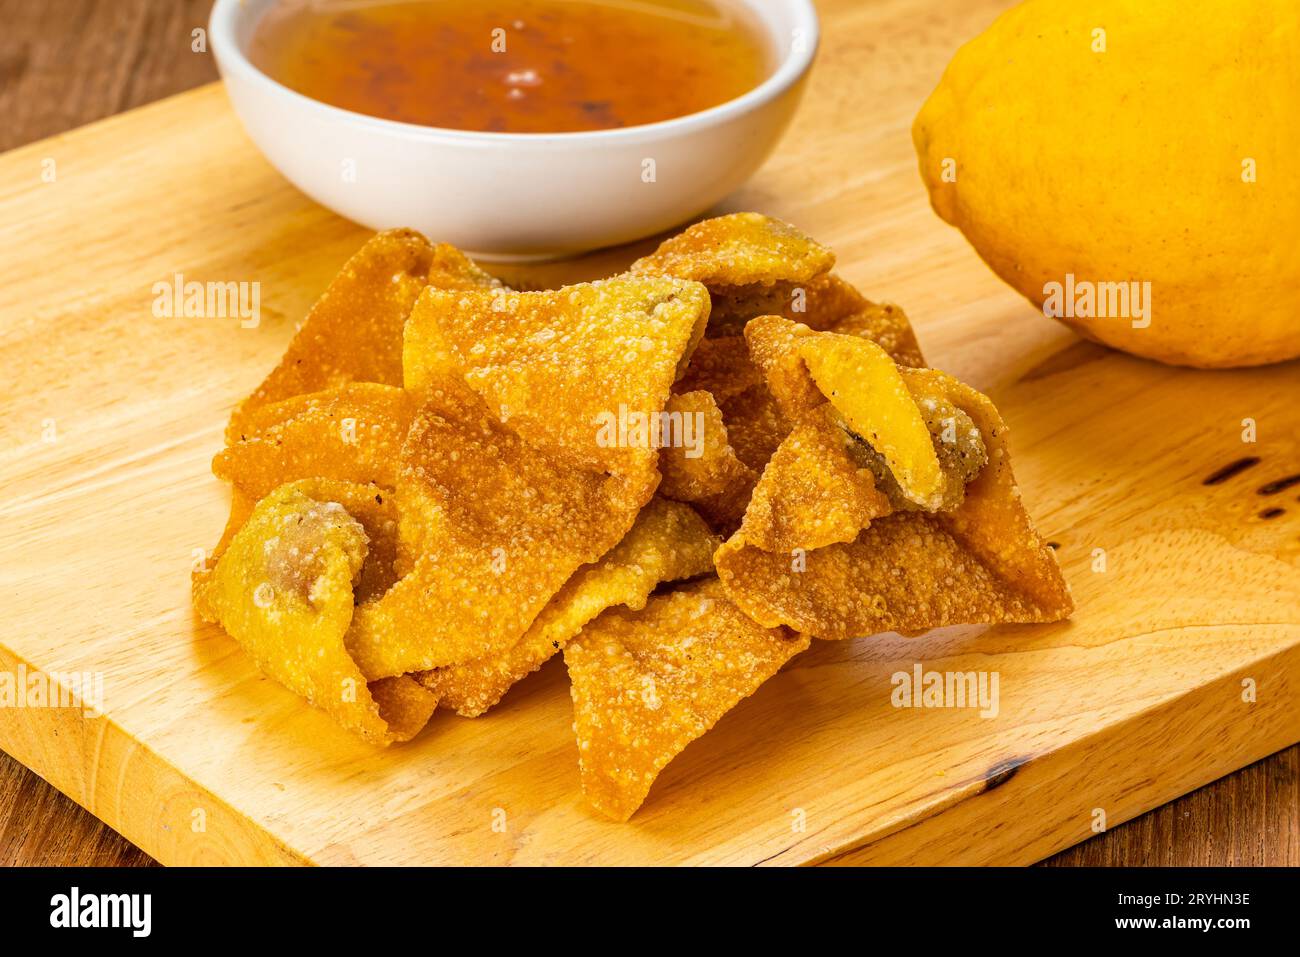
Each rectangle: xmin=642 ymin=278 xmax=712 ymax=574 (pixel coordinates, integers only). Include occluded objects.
xmin=1 ymin=0 xmax=1297 ymax=866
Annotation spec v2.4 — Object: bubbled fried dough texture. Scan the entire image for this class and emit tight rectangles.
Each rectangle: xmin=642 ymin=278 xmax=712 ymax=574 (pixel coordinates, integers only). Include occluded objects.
xmin=418 ymin=498 xmax=719 ymax=717
xmin=343 ymin=382 xmax=659 ymax=680
xmin=565 ymin=578 xmax=810 ymax=821
xmin=194 ymin=485 xmax=435 ymax=745
xmin=657 ymin=390 xmax=758 ymax=532
xmin=673 ymin=335 xmax=764 ymax=401
xmin=716 ymin=369 xmax=1072 ymax=640
xmin=718 ymin=511 xmax=1054 ymax=637
xmin=738 ymin=407 xmax=891 ymax=555
xmin=411 ymin=277 xmax=711 ymax=477
xmin=215 ymin=384 xmax=416 ymax=501
xmin=226 ymin=230 xmax=500 ymax=443
xmin=630 ymin=213 xmax=835 ymax=288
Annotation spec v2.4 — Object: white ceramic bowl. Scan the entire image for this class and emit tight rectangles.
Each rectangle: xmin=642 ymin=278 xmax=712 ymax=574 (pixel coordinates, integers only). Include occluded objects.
xmin=209 ymin=0 xmax=818 ymax=260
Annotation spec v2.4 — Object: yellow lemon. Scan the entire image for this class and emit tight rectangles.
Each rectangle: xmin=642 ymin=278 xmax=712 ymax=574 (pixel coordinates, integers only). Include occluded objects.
xmin=913 ymin=0 xmax=1300 ymax=368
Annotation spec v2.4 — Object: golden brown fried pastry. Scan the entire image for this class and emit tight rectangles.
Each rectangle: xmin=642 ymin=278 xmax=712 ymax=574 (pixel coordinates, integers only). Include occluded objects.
xmin=716 ymin=356 xmax=1073 ymax=640
xmin=226 ymin=231 xmax=499 ymax=442
xmin=631 ymin=213 xmax=834 ymax=288
xmin=418 ymin=498 xmax=718 ymax=717
xmin=716 ymin=383 xmax=790 ymax=474
xmin=405 ymin=276 xmax=711 ymax=475
xmin=631 ymin=213 xmax=835 ymax=337
xmin=786 ymin=273 xmax=927 ymax=368
xmin=673 ymin=335 xmax=764 ymax=401
xmin=737 ymin=406 xmax=891 ymax=554
xmin=215 ymin=384 xmax=416 ymax=502
xmin=344 ymin=382 xmax=660 ymax=680
xmin=656 ymin=390 xmax=758 ymax=532
xmin=194 ymin=484 xmax=435 ymax=745
xmin=565 ymin=578 xmax=810 ymax=820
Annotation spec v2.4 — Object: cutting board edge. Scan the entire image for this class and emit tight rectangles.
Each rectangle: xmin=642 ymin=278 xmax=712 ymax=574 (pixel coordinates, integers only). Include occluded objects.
xmin=814 ymin=627 xmax=1300 ymax=866
xmin=0 ymin=640 xmax=312 ymax=867
xmin=4 ymin=623 xmax=1298 ymax=866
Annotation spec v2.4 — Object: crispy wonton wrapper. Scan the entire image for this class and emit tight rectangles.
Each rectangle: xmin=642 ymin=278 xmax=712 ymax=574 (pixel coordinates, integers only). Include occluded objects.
xmin=716 ymin=337 xmax=1072 ymax=639
xmin=417 ymin=498 xmax=719 ymax=717
xmin=195 ymin=218 xmax=1069 ymax=776
xmin=737 ymin=405 xmax=891 ymax=554
xmin=566 ymin=577 xmax=810 ymax=821
xmin=673 ymin=335 xmax=763 ymax=401
xmin=744 ymin=316 xmax=963 ymax=510
xmin=631 ymin=212 xmax=835 ymax=288
xmin=715 ymin=383 xmax=790 ymax=475
xmin=215 ymin=384 xmax=416 ymax=502
xmin=631 ymin=213 xmax=835 ymax=337
xmin=790 ymin=274 xmax=926 ymax=368
xmin=657 ymin=390 xmax=758 ymax=532
xmin=404 ymin=276 xmax=710 ymax=475
xmin=226 ymin=231 xmax=499 ymax=442
xmin=345 ymin=277 xmax=712 ymax=679
xmin=195 ymin=484 xmax=436 ymax=744
xmin=344 ymin=384 xmax=656 ymax=678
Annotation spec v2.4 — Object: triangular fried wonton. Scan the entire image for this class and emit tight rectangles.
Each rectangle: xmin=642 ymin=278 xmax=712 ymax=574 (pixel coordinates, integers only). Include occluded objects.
xmin=226 ymin=231 xmax=499 ymax=442
xmin=344 ymin=381 xmax=659 ymax=680
xmin=631 ymin=213 xmax=835 ymax=337
xmin=344 ymin=278 xmax=712 ymax=680
xmin=565 ymin=578 xmax=810 ymax=821
xmin=194 ymin=484 xmax=436 ymax=745
xmin=657 ymin=390 xmax=758 ymax=532
xmin=716 ymin=319 xmax=1071 ymax=640
xmin=737 ymin=406 xmax=891 ymax=554
xmin=417 ymin=498 xmax=718 ymax=717
xmin=404 ymin=276 xmax=710 ymax=475
xmin=215 ymin=384 xmax=416 ymax=502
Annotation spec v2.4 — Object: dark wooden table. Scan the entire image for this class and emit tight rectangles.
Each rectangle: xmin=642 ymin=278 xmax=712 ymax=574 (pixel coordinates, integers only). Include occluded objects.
xmin=1 ymin=0 xmax=1295 ymax=868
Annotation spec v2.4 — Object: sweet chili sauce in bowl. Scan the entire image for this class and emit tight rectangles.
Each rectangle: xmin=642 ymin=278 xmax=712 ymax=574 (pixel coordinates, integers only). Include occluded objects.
xmin=248 ymin=0 xmax=772 ymax=134
xmin=210 ymin=0 xmax=820 ymax=259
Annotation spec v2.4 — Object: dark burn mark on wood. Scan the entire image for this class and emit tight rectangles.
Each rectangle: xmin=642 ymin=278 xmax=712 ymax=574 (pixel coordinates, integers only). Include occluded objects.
xmin=1259 ymin=508 xmax=1286 ymax=520
xmin=1257 ymin=474 xmax=1300 ymax=496
xmin=1202 ymin=457 xmax=1261 ymax=486
xmin=984 ymin=757 xmax=1027 ymax=792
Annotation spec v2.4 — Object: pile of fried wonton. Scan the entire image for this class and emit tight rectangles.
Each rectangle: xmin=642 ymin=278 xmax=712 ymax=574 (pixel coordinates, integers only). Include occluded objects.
xmin=194 ymin=214 xmax=1072 ymax=820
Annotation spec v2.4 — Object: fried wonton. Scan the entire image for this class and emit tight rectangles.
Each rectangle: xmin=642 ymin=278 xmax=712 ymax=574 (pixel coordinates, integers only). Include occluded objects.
xmin=716 ymin=383 xmax=790 ymax=474
xmin=404 ymin=276 xmax=711 ymax=476
xmin=226 ymin=231 xmax=498 ymax=442
xmin=716 ymin=348 xmax=1073 ymax=639
xmin=343 ymin=382 xmax=661 ymax=680
xmin=673 ymin=335 xmax=764 ymax=401
xmin=743 ymin=315 xmax=829 ymax=420
xmin=418 ymin=498 xmax=719 ymax=717
xmin=566 ymin=578 xmax=810 ymax=821
xmin=631 ymin=213 xmax=836 ymax=337
xmin=286 ymin=478 xmax=405 ymax=603
xmin=786 ymin=274 xmax=927 ymax=368
xmin=737 ymin=406 xmax=891 ymax=554
xmin=801 ymin=333 xmax=952 ymax=510
xmin=215 ymin=384 xmax=416 ymax=502
xmin=632 ymin=213 xmax=833 ymax=287
xmin=743 ymin=316 xmax=967 ymax=510
xmin=195 ymin=484 xmax=436 ymax=744
xmin=657 ymin=390 xmax=758 ymax=532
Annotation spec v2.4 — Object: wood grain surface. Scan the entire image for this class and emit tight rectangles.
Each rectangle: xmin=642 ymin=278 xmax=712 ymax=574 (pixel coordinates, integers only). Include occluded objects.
xmin=0 ymin=0 xmax=1296 ymax=867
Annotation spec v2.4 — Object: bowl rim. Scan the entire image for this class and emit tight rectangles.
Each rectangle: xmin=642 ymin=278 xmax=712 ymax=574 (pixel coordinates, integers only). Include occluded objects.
xmin=208 ymin=0 xmax=820 ymax=146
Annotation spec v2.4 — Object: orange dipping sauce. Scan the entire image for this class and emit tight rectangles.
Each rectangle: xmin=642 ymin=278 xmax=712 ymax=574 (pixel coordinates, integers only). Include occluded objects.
xmin=248 ymin=0 xmax=773 ymax=134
